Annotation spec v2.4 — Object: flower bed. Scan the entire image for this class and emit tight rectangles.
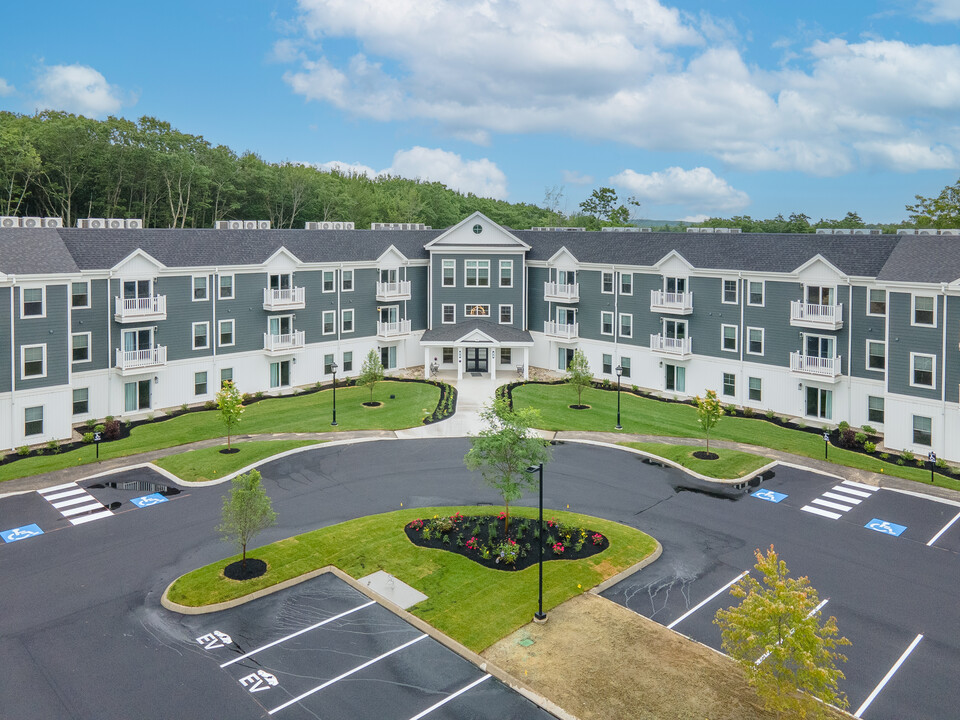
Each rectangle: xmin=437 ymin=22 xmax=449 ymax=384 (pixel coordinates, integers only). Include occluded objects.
xmin=405 ymin=511 xmax=608 ymax=572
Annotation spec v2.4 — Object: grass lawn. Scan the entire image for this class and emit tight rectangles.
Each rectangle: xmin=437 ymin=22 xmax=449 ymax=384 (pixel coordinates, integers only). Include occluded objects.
xmin=514 ymin=383 xmax=960 ymax=491
xmin=154 ymin=440 xmax=320 ymax=482
xmin=166 ymin=505 xmax=657 ymax=653
xmin=0 ymin=381 xmax=437 ymax=484
xmin=620 ymin=442 xmax=770 ymax=479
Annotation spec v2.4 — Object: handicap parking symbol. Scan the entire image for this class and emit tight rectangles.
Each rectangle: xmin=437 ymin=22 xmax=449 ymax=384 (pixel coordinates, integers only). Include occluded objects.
xmin=865 ymin=518 xmax=907 ymax=537
xmin=131 ymin=493 xmax=168 ymax=508
xmin=1 ymin=524 xmax=44 ymax=543
xmin=751 ymin=489 xmax=788 ymax=504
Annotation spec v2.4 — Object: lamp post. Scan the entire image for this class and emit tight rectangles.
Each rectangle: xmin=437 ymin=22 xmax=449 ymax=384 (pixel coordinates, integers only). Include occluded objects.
xmin=526 ymin=462 xmax=547 ymax=623
xmin=330 ymin=361 xmax=339 ymax=426
xmin=615 ymin=365 xmax=623 ymax=430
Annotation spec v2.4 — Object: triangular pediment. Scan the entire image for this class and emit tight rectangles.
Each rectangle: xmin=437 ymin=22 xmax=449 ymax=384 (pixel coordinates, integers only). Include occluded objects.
xmin=425 ymin=212 xmax=530 ymax=251
xmin=376 ymin=245 xmax=409 ymax=268
xmin=793 ymin=254 xmax=846 ymax=282
xmin=112 ymin=248 xmax=165 ymax=276
xmin=653 ymin=250 xmax=694 ymax=275
xmin=263 ymin=246 xmax=302 ymax=272
xmin=547 ymin=246 xmax=579 ymax=269
xmin=457 ymin=327 xmax=498 ymax=344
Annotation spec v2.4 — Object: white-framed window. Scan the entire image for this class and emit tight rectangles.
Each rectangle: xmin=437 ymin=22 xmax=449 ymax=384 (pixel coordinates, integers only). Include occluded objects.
xmin=500 ymin=348 xmax=512 ymax=365
xmin=322 ymin=270 xmax=335 ymax=293
xmin=218 ymin=319 xmax=235 ymax=347
xmin=465 ymin=304 xmax=490 ymax=317
xmin=748 ymin=376 xmax=762 ymax=401
xmin=602 ymin=354 xmax=613 ymax=374
xmin=322 ymin=310 xmax=336 ymax=335
xmin=342 ymin=351 xmax=353 ymax=372
xmin=868 ymin=288 xmax=886 ymax=316
xmin=24 ymin=406 xmax=43 ymax=436
xmin=341 ymin=309 xmax=355 ymax=333
xmin=747 ymin=280 xmax=764 ymax=306
xmin=804 ymin=285 xmax=835 ymax=306
xmin=73 ymin=388 xmax=89 ymax=415
xmin=270 ymin=360 xmax=290 ymax=388
xmin=910 ymin=352 xmax=936 ymax=388
xmin=341 ymin=269 xmax=354 ymax=292
xmin=866 ymin=340 xmax=885 ymax=371
xmin=324 ymin=354 xmax=335 ymax=375
xmin=220 ymin=368 xmax=233 ymax=385
xmin=20 ymin=287 xmax=45 ymax=317
xmin=72 ymin=332 xmax=91 ymax=363
xmin=192 ymin=322 xmax=209 ymax=350
xmin=442 ymin=347 xmax=454 ymax=364
xmin=746 ymin=327 xmax=764 ymax=355
xmin=465 ymin=259 xmax=490 ymax=287
xmin=722 ymin=373 xmax=736 ymax=397
xmin=913 ymin=415 xmax=932 ymax=446
xmin=722 ymin=279 xmax=738 ymax=304
xmin=620 ymin=356 xmax=631 ymax=378
xmin=499 ymin=304 xmax=513 ymax=324
xmin=664 ymin=277 xmax=687 ymax=295
xmin=620 ymin=272 xmax=633 ymax=295
xmin=665 ymin=363 xmax=685 ymax=392
xmin=21 ymin=344 xmax=46 ymax=379
xmin=442 ymin=259 xmax=456 ymax=287
xmin=619 ymin=313 xmax=632 ymax=338
xmin=71 ymin=281 xmax=90 ymax=308
xmin=601 ymin=271 xmax=614 ymax=294
xmin=192 ymin=275 xmax=209 ymax=301
xmin=442 ymin=304 xmax=456 ymax=323
xmin=499 ymin=260 xmax=513 ymax=288
xmin=868 ymin=396 xmax=884 ymax=424
xmin=601 ymin=311 xmax=614 ymax=336
xmin=721 ymin=324 xmax=738 ymax=352
xmin=912 ymin=295 xmax=936 ymax=327
xmin=806 ymin=387 xmax=833 ymax=420
xmin=268 ymin=273 xmax=292 ymax=291
xmin=218 ymin=274 xmax=234 ymax=299
xmin=194 ymin=371 xmax=208 ymax=396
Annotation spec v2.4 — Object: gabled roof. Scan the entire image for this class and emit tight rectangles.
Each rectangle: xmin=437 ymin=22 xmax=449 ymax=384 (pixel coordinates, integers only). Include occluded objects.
xmin=420 ymin=318 xmax=534 ymax=345
xmin=425 ymin=211 xmax=531 ymax=251
xmin=111 ymin=247 xmax=166 ymax=273
xmin=791 ymin=253 xmax=846 ymax=280
xmin=0 ymin=229 xmax=79 ymax=275
xmin=877 ymin=235 xmax=960 ymax=283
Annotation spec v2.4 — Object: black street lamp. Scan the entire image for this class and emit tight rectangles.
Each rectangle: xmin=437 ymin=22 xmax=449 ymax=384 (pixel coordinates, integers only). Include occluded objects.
xmin=330 ymin=361 xmax=339 ymax=426
xmin=526 ymin=462 xmax=547 ymax=623
xmin=615 ymin=365 xmax=623 ymax=430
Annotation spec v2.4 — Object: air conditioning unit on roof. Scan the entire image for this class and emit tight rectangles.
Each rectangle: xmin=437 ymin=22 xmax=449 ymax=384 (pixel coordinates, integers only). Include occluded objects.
xmin=0 ymin=216 xmax=19 ymax=228
xmin=918 ymin=229 xmax=936 ymax=235
xmin=715 ymin=227 xmax=731 ymax=233
xmin=939 ymin=229 xmax=960 ymax=235
xmin=125 ymin=219 xmax=143 ymax=229
xmin=321 ymin=222 xmax=333 ymax=230
xmin=107 ymin=218 xmax=125 ymax=229
xmin=21 ymin=217 xmax=42 ymax=229
xmin=258 ymin=220 xmax=271 ymax=229
xmin=81 ymin=218 xmax=106 ymax=229
xmin=896 ymin=229 xmax=916 ymax=235
xmin=815 ymin=228 xmax=832 ymax=234
xmin=304 ymin=222 xmax=318 ymax=230
xmin=344 ymin=221 xmax=355 ymax=230
xmin=43 ymin=217 xmax=63 ymax=228
xmin=228 ymin=220 xmax=243 ymax=230
xmin=242 ymin=220 xmax=256 ymax=230
xmin=214 ymin=221 xmax=229 ymax=229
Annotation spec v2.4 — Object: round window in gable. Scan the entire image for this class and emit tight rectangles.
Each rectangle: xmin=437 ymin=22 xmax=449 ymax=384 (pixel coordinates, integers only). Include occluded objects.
xmin=472 ymin=224 xmax=483 ymax=234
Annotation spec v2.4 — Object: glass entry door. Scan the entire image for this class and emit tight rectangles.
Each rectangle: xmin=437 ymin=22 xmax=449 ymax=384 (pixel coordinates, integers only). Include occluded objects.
xmin=466 ymin=348 xmax=489 ymax=373
xmin=805 ymin=334 xmax=834 ymax=358
xmin=806 ymin=386 xmax=832 ymax=419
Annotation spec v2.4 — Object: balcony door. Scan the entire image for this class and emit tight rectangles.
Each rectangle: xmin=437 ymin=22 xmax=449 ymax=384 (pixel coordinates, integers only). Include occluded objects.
xmin=557 ymin=347 xmax=575 ymax=371
xmin=805 ymin=285 xmax=834 ymax=306
xmin=665 ymin=277 xmax=686 ymax=294
xmin=269 ymin=273 xmax=292 ymax=290
xmin=665 ymin=364 xmax=686 ymax=392
xmin=124 ymin=379 xmax=151 ymax=412
xmin=555 ymin=269 xmax=575 ymax=285
xmin=380 ymin=269 xmax=398 ymax=284
xmin=556 ymin=307 xmax=576 ymax=326
xmin=268 ymin=315 xmax=292 ymax=336
xmin=380 ymin=306 xmax=399 ymax=324
xmin=804 ymin=334 xmax=834 ymax=358
xmin=663 ymin=319 xmax=687 ymax=339
xmin=806 ymin=387 xmax=832 ymax=419
xmin=123 ymin=279 xmax=151 ymax=299
xmin=122 ymin=328 xmax=152 ymax=353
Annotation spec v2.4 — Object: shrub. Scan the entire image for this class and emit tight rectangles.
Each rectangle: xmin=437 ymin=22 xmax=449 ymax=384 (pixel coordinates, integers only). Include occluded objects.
xmin=46 ymin=439 xmax=60 ymax=454
xmin=181 ymin=403 xmax=189 ymax=413
xmin=797 ymin=422 xmax=806 ymax=429
xmin=879 ymin=452 xmax=889 ymax=460
xmin=862 ymin=425 xmax=877 ymax=434
xmin=85 ymin=418 xmax=97 ymax=429
xmin=915 ymin=458 xmax=925 ymax=467
xmin=936 ymin=458 xmax=948 ymax=469
xmin=765 ymin=410 xmax=775 ymax=419
xmin=901 ymin=450 xmax=915 ymax=462
xmin=725 ymin=404 xmax=736 ymax=416
xmin=863 ymin=441 xmax=876 ymax=453
xmin=204 ymin=400 xmax=216 ymax=410
xmin=94 ymin=423 xmax=105 ymax=433
xmin=255 ymin=391 xmax=264 ymax=399
xmin=632 ymin=385 xmax=639 ymax=393
xmin=82 ymin=432 xmax=94 ymax=444
xmin=601 ymin=378 xmax=611 ymax=389
xmin=105 ymin=415 xmax=115 ymax=423
xmin=840 ymin=429 xmax=857 ymax=448
xmin=838 ymin=420 xmax=850 ymax=432
xmin=16 ymin=445 xmax=30 ymax=456
xmin=742 ymin=407 xmax=754 ymax=417
xmin=146 ymin=413 xmax=155 ymax=422
xmin=102 ymin=419 xmax=122 ymax=441
xmin=896 ymin=458 xmax=906 ymax=466
xmin=854 ymin=432 xmax=867 ymax=445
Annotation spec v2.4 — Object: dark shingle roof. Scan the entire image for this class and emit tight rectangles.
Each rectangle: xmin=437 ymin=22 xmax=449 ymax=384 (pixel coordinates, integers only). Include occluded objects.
xmin=421 ymin=319 xmax=533 ymax=344
xmin=0 ymin=229 xmax=79 ymax=275
xmin=876 ymin=235 xmax=960 ymax=283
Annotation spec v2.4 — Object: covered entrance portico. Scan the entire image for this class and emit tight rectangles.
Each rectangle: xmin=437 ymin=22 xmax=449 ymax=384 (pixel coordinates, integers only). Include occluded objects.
xmin=420 ymin=319 xmax=534 ymax=381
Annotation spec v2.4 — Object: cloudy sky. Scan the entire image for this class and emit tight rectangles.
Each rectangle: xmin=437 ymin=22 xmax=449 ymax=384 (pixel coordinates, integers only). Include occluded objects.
xmin=2 ymin=0 xmax=960 ymax=222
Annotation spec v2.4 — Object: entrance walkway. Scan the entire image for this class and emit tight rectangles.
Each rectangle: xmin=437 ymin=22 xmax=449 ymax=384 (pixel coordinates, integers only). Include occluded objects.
xmin=395 ymin=373 xmax=500 ymax=438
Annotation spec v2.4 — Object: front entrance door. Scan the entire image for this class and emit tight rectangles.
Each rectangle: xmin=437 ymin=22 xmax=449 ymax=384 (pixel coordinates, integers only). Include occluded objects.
xmin=466 ymin=347 xmax=488 ymax=372
xmin=558 ymin=347 xmax=575 ymax=371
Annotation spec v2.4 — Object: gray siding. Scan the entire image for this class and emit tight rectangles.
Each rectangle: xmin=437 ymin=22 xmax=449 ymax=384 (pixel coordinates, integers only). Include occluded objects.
xmin=575 ymin=269 xmax=615 ymax=342
xmin=945 ymin=295 xmax=960 ymax=403
xmin=216 ymin=271 xmax=269 ymax=354
xmin=345 ymin=268 xmax=378 ymax=338
xmin=72 ymin=278 xmax=109 ymax=372
xmin=849 ymin=285 xmax=885 ymax=381
xmin=887 ymin=291 xmax=942 ymax=400
xmin=406 ymin=266 xmax=428 ymax=331
xmin=430 ymin=253 xmax=525 ymax=327
xmin=687 ymin=277 xmax=732 ymax=360
xmin=0 ymin=289 xmax=10 ymax=393
xmin=527 ymin=266 xmax=550 ymax=331
xmin=15 ymin=284 xmax=69 ymax=390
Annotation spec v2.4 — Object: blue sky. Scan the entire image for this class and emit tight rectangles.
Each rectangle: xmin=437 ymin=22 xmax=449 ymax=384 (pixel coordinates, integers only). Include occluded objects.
xmin=2 ymin=0 xmax=960 ymax=223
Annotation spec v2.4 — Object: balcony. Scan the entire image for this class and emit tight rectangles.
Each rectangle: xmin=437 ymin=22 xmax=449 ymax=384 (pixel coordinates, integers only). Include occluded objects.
xmin=263 ymin=331 xmax=305 ymax=355
xmin=543 ymin=321 xmax=579 ymax=341
xmin=544 ymin=282 xmax=579 ymax=303
xmin=789 ymin=351 xmax=842 ymax=380
xmin=115 ymin=346 xmax=167 ymax=375
xmin=377 ymin=319 xmax=412 ymax=338
xmin=650 ymin=334 xmax=693 ymax=358
xmin=650 ymin=290 xmax=693 ymax=315
xmin=790 ymin=301 xmax=843 ymax=330
xmin=262 ymin=287 xmax=305 ymax=311
xmin=114 ymin=295 xmax=166 ymax=323
xmin=376 ymin=281 xmax=412 ymax=301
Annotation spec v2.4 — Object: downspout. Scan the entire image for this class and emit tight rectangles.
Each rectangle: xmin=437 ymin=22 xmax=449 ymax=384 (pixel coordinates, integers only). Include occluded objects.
xmin=846 ymin=281 xmax=852 ymax=423
xmin=427 ymin=254 xmax=433 ymax=331
xmin=738 ymin=273 xmax=744 ymax=405
xmin=613 ymin=265 xmax=619 ymax=375
xmin=107 ymin=272 xmax=113 ymax=415
xmin=941 ymin=283 xmax=948 ymax=457
xmin=9 ymin=284 xmax=15 ymax=450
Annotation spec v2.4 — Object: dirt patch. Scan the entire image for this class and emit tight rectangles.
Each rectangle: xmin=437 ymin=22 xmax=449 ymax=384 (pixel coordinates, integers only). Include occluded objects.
xmin=483 ymin=593 xmax=851 ymax=720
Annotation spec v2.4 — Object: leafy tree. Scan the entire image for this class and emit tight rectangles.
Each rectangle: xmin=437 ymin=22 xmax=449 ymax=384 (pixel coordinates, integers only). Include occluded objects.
xmin=217 ymin=469 xmax=277 ymax=573
xmin=906 ymin=177 xmax=960 ymax=228
xmin=216 ymin=379 xmax=244 ymax=450
xmin=578 ymin=186 xmax=636 ymax=227
xmin=565 ymin=349 xmax=593 ymax=408
xmin=464 ymin=396 xmax=551 ymax=535
xmin=715 ymin=546 xmax=850 ymax=718
xmin=359 ymin=349 xmax=384 ymax=402
xmin=694 ymin=389 xmax=723 ymax=453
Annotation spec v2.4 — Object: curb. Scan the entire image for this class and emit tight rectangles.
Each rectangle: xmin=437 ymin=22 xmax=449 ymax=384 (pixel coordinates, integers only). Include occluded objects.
xmin=590 ymin=540 xmax=663 ymax=595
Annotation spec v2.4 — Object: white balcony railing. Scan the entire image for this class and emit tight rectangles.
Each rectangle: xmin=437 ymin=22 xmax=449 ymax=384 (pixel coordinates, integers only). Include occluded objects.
xmin=376 ymin=281 xmax=412 ymax=300
xmin=543 ymin=321 xmax=579 ymax=340
xmin=262 ymin=287 xmax=305 ymax=310
xmin=115 ymin=345 xmax=167 ymax=371
xmin=790 ymin=352 xmax=841 ymax=378
xmin=650 ymin=289 xmax=693 ymax=314
xmin=544 ymin=281 xmax=580 ymax=302
xmin=377 ymin=319 xmax=412 ymax=337
xmin=790 ymin=301 xmax=843 ymax=329
xmin=650 ymin=334 xmax=693 ymax=356
xmin=263 ymin=331 xmax=305 ymax=352
xmin=114 ymin=295 xmax=166 ymax=321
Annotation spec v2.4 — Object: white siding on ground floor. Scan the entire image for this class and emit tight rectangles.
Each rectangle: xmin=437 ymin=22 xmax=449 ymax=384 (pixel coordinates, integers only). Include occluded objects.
xmin=0 ymin=385 xmax=74 ymax=449
xmin=883 ymin=394 xmax=950 ymax=460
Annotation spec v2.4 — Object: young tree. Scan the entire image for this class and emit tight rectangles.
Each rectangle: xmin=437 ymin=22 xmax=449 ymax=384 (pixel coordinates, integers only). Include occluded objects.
xmin=359 ymin=349 xmax=384 ymax=403
xmin=714 ymin=546 xmax=850 ymax=718
xmin=217 ymin=469 xmax=277 ymax=573
xmin=464 ymin=396 xmax=551 ymax=535
xmin=216 ymin=379 xmax=244 ymax=450
xmin=565 ymin=348 xmax=592 ymax=408
xmin=694 ymin=389 xmax=723 ymax=453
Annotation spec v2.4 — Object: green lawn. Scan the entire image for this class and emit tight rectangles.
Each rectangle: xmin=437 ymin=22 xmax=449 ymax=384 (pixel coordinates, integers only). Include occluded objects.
xmin=0 ymin=381 xmax=438 ymax=483
xmin=166 ymin=506 xmax=657 ymax=652
xmin=620 ymin=442 xmax=770 ymax=479
xmin=154 ymin=440 xmax=320 ymax=482
xmin=514 ymin=383 xmax=960 ymax=491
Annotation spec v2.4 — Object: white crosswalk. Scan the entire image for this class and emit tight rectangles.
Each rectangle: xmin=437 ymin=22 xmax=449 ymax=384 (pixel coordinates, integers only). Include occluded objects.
xmin=801 ymin=480 xmax=877 ymax=520
xmin=37 ymin=482 xmax=113 ymax=525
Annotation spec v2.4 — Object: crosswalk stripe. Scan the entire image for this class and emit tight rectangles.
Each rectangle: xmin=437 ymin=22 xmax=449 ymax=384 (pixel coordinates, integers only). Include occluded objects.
xmin=42 ymin=488 xmax=86 ymax=501
xmin=70 ymin=510 xmax=113 ymax=525
xmin=802 ymin=505 xmax=842 ymax=519
xmin=38 ymin=481 xmax=79 ymax=494
xmin=60 ymin=502 xmax=106 ymax=517
xmin=832 ymin=484 xmax=871 ymax=498
xmin=822 ymin=491 xmax=861 ymax=505
xmin=841 ymin=479 xmax=877 ymax=492
xmin=52 ymin=495 xmax=98 ymax=509
xmin=812 ymin=498 xmax=855 ymax=512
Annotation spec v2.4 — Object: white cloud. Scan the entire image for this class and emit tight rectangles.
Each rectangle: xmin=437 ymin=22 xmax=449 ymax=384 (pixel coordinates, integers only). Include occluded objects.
xmin=679 ymin=214 xmax=710 ymax=223
xmin=0 ymin=78 xmax=13 ymax=97
xmin=314 ymin=160 xmax=381 ymax=178
xmin=34 ymin=64 xmax=127 ymax=117
xmin=561 ymin=170 xmax=594 ymax=185
xmin=611 ymin=166 xmax=750 ymax=212
xmin=915 ymin=0 xmax=960 ymax=22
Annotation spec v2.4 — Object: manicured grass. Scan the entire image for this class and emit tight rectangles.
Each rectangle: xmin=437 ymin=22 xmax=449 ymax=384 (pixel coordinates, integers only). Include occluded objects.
xmin=620 ymin=442 xmax=770 ymax=479
xmin=514 ymin=383 xmax=960 ymax=491
xmin=154 ymin=440 xmax=320 ymax=482
xmin=0 ymin=381 xmax=438 ymax=484
xmin=166 ymin=506 xmax=657 ymax=652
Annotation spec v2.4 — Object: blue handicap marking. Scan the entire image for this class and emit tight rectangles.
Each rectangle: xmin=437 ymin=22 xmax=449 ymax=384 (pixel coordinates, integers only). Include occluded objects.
xmin=865 ymin=518 xmax=907 ymax=537
xmin=1 ymin=523 xmax=44 ymax=543
xmin=751 ymin=489 xmax=788 ymax=504
xmin=131 ymin=493 xmax=168 ymax=509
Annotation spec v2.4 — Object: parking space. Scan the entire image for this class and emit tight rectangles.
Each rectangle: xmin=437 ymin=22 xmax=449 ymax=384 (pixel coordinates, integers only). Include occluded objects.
xmin=840 ymin=489 xmax=955 ymax=544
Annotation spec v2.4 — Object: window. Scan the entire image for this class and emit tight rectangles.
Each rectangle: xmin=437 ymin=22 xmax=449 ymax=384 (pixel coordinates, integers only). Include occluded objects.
xmin=619 ymin=313 xmax=632 ymax=338
xmin=192 ymin=275 xmax=208 ymax=301
xmin=665 ymin=364 xmax=685 ymax=392
xmin=913 ymin=415 xmax=932 ymax=446
xmin=342 ymin=351 xmax=353 ymax=372
xmin=72 ymin=281 xmax=90 ymax=308
xmin=601 ymin=312 xmax=614 ymax=336
xmin=341 ymin=309 xmax=354 ymax=333
xmin=867 ymin=340 xmax=885 ymax=371
xmin=268 ymin=273 xmax=291 ymax=291
xmin=603 ymin=354 xmax=613 ymax=375
xmin=499 ymin=304 xmax=513 ymax=324
xmin=24 ymin=406 xmax=43 ymax=436
xmin=806 ymin=387 xmax=832 ymax=419
xmin=620 ymin=273 xmax=632 ymax=295
xmin=322 ymin=310 xmax=336 ymax=335
xmin=442 ymin=304 xmax=455 ymax=323
xmin=324 ymin=354 xmax=335 ymax=375
xmin=619 ymin=357 xmax=631 ymax=378
xmin=911 ymin=353 xmax=935 ymax=387
xmin=721 ymin=324 xmax=738 ymax=352
xmin=913 ymin=295 xmax=935 ymax=326
xmin=72 ymin=333 xmax=91 ymax=363
xmin=341 ymin=270 xmax=354 ymax=292
xmin=73 ymin=388 xmax=89 ymax=415
xmin=21 ymin=344 xmax=45 ymax=378
xmin=381 ymin=345 xmax=397 ymax=370
xmin=21 ymin=287 xmax=44 ymax=317
xmin=868 ymin=396 xmax=884 ymax=424
xmin=748 ymin=376 xmax=762 ymax=401
xmin=465 ymin=304 xmax=490 ymax=317
xmin=465 ymin=260 xmax=490 ymax=287
xmin=665 ymin=277 xmax=686 ymax=295
xmin=442 ymin=259 xmax=456 ymax=287
xmin=722 ymin=373 xmax=735 ymax=397
xmin=722 ymin=279 xmax=738 ymax=304
xmin=195 ymin=371 xmax=208 ymax=396
xmin=601 ymin=271 xmax=614 ymax=294
xmin=322 ymin=270 xmax=335 ymax=293
xmin=748 ymin=281 xmax=764 ymax=306
xmin=124 ymin=379 xmax=151 ymax=412
xmin=501 ymin=348 xmax=512 ymax=365
xmin=442 ymin=347 xmax=454 ymax=364
xmin=500 ymin=260 xmax=513 ymax=288
xmin=220 ymin=368 xmax=233 ymax=385
xmin=747 ymin=327 xmax=764 ymax=355
xmin=219 ymin=319 xmax=235 ymax=347
xmin=270 ymin=360 xmax=290 ymax=388
xmin=868 ymin=289 xmax=886 ymax=316
xmin=805 ymin=285 xmax=835 ymax=306
xmin=218 ymin=274 xmax=234 ymax=299
xmin=192 ymin=322 xmax=209 ymax=350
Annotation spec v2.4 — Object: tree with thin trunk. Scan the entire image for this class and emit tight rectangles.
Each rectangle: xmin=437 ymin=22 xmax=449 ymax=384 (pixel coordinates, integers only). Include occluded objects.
xmin=565 ymin=348 xmax=592 ymax=408
xmin=217 ymin=469 xmax=276 ymax=573
xmin=694 ymin=389 xmax=724 ymax=453
xmin=359 ymin=349 xmax=384 ymax=403
xmin=216 ymin=379 xmax=244 ymax=450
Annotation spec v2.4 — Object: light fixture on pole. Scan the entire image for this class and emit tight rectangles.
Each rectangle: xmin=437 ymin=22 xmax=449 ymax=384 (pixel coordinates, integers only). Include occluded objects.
xmin=526 ymin=462 xmax=547 ymax=623
xmin=615 ymin=365 xmax=623 ymax=430
xmin=330 ymin=361 xmax=339 ymax=426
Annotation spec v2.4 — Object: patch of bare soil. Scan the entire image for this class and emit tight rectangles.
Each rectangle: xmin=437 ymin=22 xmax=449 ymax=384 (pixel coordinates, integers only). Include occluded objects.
xmin=483 ymin=593 xmax=851 ymax=720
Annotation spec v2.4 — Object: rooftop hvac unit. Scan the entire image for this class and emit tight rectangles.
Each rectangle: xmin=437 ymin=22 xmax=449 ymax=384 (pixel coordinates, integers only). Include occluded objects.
xmin=639 ymin=227 xmax=651 ymax=232
xmin=43 ymin=217 xmax=63 ymax=228
xmin=686 ymin=227 xmax=700 ymax=233
xmin=21 ymin=217 xmax=42 ymax=229
xmin=344 ymin=222 xmax=355 ymax=230
xmin=815 ymin=228 xmax=832 ymax=234
xmin=107 ymin=218 xmax=125 ymax=229
xmin=257 ymin=220 xmax=271 ymax=229
xmin=214 ymin=221 xmax=229 ymax=229
xmin=243 ymin=220 xmax=257 ymax=230
xmin=896 ymin=229 xmax=917 ymax=235
xmin=833 ymin=229 xmax=852 ymax=234
xmin=601 ymin=227 xmax=641 ymax=232
xmin=939 ymin=229 xmax=960 ymax=236
xmin=304 ymin=222 xmax=319 ymax=230
xmin=81 ymin=218 xmax=106 ymax=229
xmin=918 ymin=229 xmax=936 ymax=235
xmin=714 ymin=227 xmax=731 ymax=233
xmin=332 ymin=222 xmax=343 ymax=230
xmin=322 ymin=222 xmax=334 ymax=230
xmin=0 ymin=216 xmax=19 ymax=228
xmin=125 ymin=219 xmax=143 ymax=229
xmin=729 ymin=228 xmax=742 ymax=233
xmin=228 ymin=220 xmax=243 ymax=230
xmin=370 ymin=222 xmax=383 ymax=230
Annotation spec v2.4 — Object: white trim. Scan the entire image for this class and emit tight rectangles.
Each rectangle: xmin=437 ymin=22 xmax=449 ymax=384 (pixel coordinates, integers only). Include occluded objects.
xmin=866 ymin=339 xmax=885 ymax=372
xmin=619 ymin=271 xmax=633 ymax=296
xmin=619 ymin=312 xmax=633 ymax=338
xmin=721 ymin=323 xmax=738 ymax=352
xmin=721 ymin=278 xmax=738 ymax=304
xmin=746 ymin=326 xmax=764 ymax=356
xmin=341 ymin=308 xmax=355 ymax=334
xmin=600 ymin=311 xmax=614 ymax=336
xmin=322 ymin=269 xmax=336 ymax=293
xmin=71 ymin=280 xmax=91 ymax=309
xmin=499 ymin=304 xmax=513 ymax=324
xmin=341 ymin=269 xmax=354 ymax=292
xmin=911 ymin=293 xmax=937 ymax=327
xmin=442 ymin=259 xmax=456 ymax=287
xmin=218 ymin=319 xmax=236 ymax=347
xmin=441 ymin=303 xmax=456 ymax=324
xmin=191 ymin=275 xmax=209 ymax=301
xmin=464 ymin=303 xmax=491 ymax=317
xmin=20 ymin=343 xmax=47 ymax=379
xmin=321 ymin=309 xmax=336 ymax=335
xmin=71 ymin=331 xmax=92 ymax=364
xmin=747 ymin=280 xmax=765 ymax=307
xmin=464 ymin=259 xmax=490 ymax=288
xmin=866 ymin=287 xmax=886 ymax=317
xmin=601 ymin=270 xmax=614 ymax=294
xmin=499 ymin=259 xmax=513 ymax=288
xmin=192 ymin=321 xmax=210 ymax=349
xmin=19 ymin=285 xmax=46 ymax=318
xmin=909 ymin=351 xmax=936 ymax=389
xmin=217 ymin=273 xmax=234 ymax=299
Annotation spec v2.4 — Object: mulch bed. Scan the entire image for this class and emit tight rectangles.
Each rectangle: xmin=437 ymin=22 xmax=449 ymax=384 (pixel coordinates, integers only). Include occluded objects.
xmin=219 ymin=448 xmax=241 ymax=454
xmin=569 ymin=404 xmax=591 ymax=410
xmin=692 ymin=451 xmax=719 ymax=460
xmin=362 ymin=401 xmax=383 ymax=407
xmin=223 ymin=558 xmax=267 ymax=581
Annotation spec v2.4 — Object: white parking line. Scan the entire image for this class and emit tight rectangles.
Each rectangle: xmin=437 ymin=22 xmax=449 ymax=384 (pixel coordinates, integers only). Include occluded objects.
xmin=70 ymin=510 xmax=113 ymax=525
xmin=811 ymin=498 xmax=855 ymax=512
xmin=52 ymin=495 xmax=98 ymax=509
xmin=407 ymin=674 xmax=492 ymax=720
xmin=841 ymin=479 xmax=878 ymax=492
xmin=927 ymin=510 xmax=960 ymax=547
xmin=822 ymin=491 xmax=861 ymax=505
xmin=60 ymin=502 xmax=105 ymax=517
xmin=667 ymin=571 xmax=749 ymax=630
xmin=755 ymin=599 xmax=829 ymax=665
xmin=220 ymin=600 xmax=376 ymax=668
xmin=38 ymin=481 xmax=81 ymax=494
xmin=832 ymin=484 xmax=872 ymax=499
xmin=802 ymin=505 xmax=842 ymax=520
xmin=853 ymin=634 xmax=923 ymax=718
xmin=42 ymin=488 xmax=86 ymax=501
xmin=267 ymin=634 xmax=428 ymax=715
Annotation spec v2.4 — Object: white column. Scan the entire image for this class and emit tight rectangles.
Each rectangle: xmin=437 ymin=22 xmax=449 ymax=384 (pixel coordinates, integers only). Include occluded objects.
xmin=424 ymin=346 xmax=430 ymax=379
xmin=523 ymin=347 xmax=529 ymax=380
xmin=457 ymin=347 xmax=463 ymax=380
xmin=491 ymin=348 xmax=497 ymax=380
